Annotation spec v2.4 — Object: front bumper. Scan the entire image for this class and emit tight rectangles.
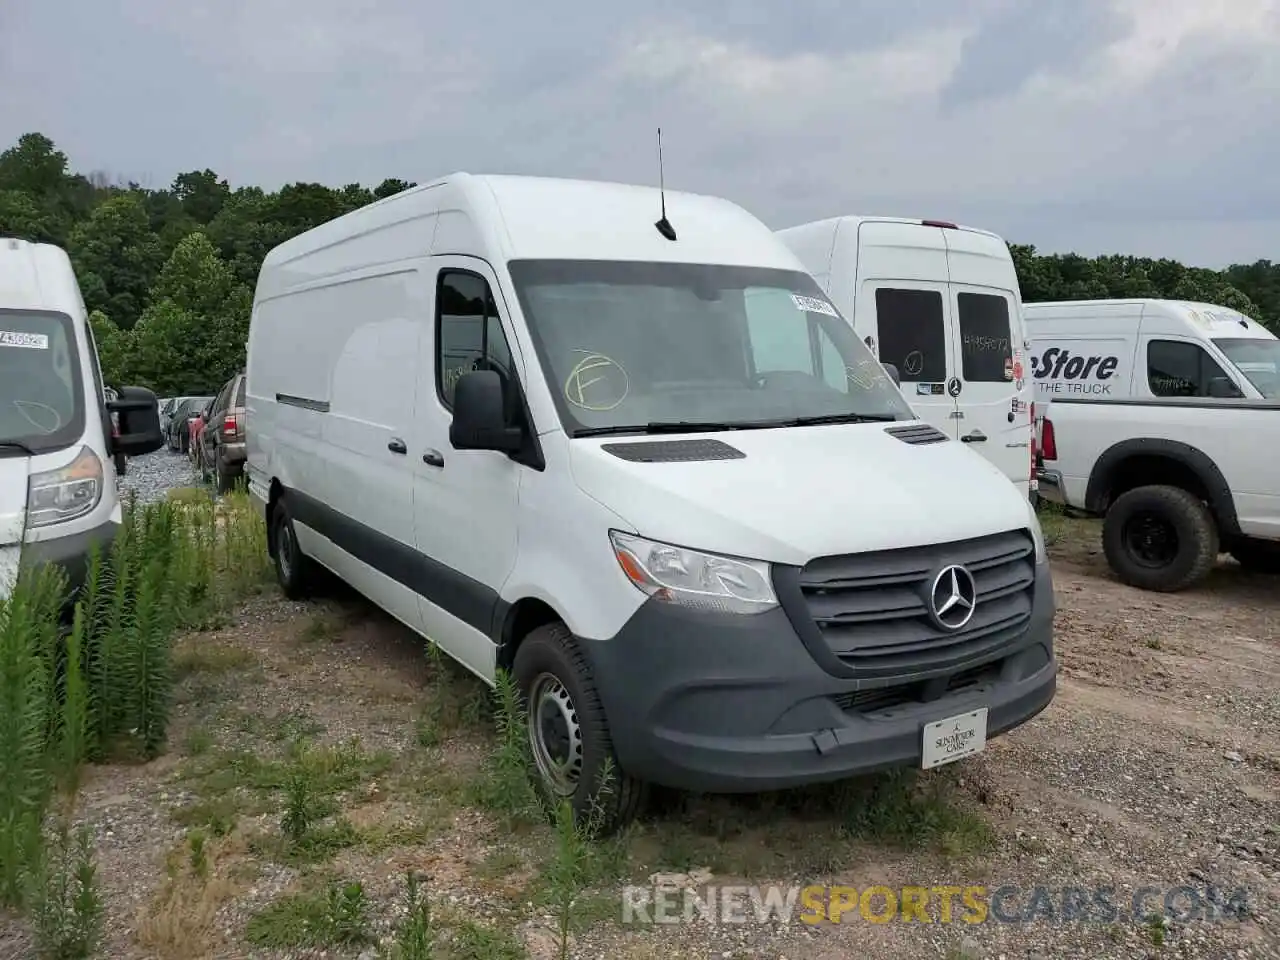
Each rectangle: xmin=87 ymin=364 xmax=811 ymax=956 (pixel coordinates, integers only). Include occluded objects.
xmin=20 ymin=518 xmax=119 ymax=600
xmin=580 ymin=562 xmax=1056 ymax=793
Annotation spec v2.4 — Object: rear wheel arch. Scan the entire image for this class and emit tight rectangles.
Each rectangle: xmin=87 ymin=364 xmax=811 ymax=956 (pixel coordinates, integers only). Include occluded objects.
xmin=1086 ymin=439 xmax=1238 ymax=537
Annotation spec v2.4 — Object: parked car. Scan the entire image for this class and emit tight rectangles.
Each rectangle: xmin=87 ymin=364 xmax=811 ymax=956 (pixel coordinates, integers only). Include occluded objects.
xmin=165 ymin=396 xmax=211 ymax=453
xmin=0 ymin=237 xmax=164 ymax=604
xmin=198 ymin=371 xmax=247 ymax=492
xmin=245 ymin=173 xmax=1055 ymax=832
xmin=189 ymin=397 xmax=214 ymax=464
xmin=1028 ymin=298 xmax=1280 ymax=590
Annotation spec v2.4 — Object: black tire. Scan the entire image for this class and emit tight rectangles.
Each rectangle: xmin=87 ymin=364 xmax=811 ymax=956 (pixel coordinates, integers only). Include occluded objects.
xmin=215 ymin=459 xmax=237 ymax=495
xmin=512 ymin=622 xmax=646 ymax=835
xmin=1102 ymin=485 xmax=1218 ymax=592
xmin=1229 ymin=537 xmax=1280 ymax=574
xmin=270 ymin=497 xmax=318 ymax=600
xmin=180 ymin=433 xmax=189 ymax=455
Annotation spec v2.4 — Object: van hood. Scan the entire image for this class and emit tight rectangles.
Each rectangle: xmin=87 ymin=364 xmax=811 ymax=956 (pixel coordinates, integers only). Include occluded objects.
xmin=0 ymin=456 xmax=29 ymax=598
xmin=568 ymin=421 xmax=1034 ymax=566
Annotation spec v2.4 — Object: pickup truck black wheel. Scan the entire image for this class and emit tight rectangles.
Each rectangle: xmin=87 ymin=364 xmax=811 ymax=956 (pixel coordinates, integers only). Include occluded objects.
xmin=1103 ymin=485 xmax=1217 ymax=592
xmin=512 ymin=622 xmax=646 ymax=835
xmin=1229 ymin=537 xmax=1280 ymax=574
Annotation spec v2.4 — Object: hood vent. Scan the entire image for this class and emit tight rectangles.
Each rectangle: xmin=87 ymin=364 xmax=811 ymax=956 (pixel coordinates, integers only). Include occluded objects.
xmin=885 ymin=423 xmax=949 ymax=445
xmin=601 ymin=438 xmax=746 ymax=463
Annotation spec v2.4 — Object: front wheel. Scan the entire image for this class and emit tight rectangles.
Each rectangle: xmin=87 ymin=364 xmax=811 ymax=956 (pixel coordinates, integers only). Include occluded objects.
xmin=512 ymin=623 xmax=646 ymax=835
xmin=1102 ymin=485 xmax=1218 ymax=592
xmin=1229 ymin=537 xmax=1280 ymax=574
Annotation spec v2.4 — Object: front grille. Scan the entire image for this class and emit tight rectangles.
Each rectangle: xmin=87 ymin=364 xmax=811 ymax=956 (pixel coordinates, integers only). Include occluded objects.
xmin=797 ymin=529 xmax=1035 ymax=678
xmin=831 ymin=660 xmax=1003 ymax=714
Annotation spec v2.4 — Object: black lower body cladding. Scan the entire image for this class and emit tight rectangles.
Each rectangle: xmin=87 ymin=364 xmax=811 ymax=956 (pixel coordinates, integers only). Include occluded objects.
xmin=578 ymin=562 xmax=1056 ymax=793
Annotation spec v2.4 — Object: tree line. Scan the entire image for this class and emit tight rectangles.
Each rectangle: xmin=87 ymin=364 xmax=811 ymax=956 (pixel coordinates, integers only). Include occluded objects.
xmin=1 ymin=132 xmax=1277 ymax=395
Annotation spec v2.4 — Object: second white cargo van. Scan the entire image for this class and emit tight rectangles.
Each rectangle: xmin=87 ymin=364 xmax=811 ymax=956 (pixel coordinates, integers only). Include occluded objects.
xmin=245 ymin=175 xmax=1056 ymax=830
xmin=777 ymin=216 xmax=1036 ymax=499
xmin=1 ymin=237 xmax=164 ymax=602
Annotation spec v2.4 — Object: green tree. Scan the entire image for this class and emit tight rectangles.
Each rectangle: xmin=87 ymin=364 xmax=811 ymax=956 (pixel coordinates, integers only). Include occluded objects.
xmin=66 ymin=194 xmax=164 ymax=330
xmin=128 ymin=233 xmax=251 ymax=394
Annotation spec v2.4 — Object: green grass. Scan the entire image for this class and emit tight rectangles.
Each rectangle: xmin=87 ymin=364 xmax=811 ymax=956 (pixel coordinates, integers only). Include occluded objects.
xmin=244 ymin=879 xmax=372 ymax=949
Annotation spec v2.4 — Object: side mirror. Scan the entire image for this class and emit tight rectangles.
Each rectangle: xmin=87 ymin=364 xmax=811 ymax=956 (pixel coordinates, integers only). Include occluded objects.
xmin=881 ymin=362 xmax=901 ymax=386
xmin=107 ymin=385 xmax=164 ymax=457
xmin=1208 ymin=376 xmax=1241 ymax=399
xmin=449 ymin=370 xmax=523 ymax=452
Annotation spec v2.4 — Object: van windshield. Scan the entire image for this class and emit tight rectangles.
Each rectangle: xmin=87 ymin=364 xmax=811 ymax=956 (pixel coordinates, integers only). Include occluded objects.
xmin=507 ymin=260 xmax=913 ymax=436
xmin=1213 ymin=338 xmax=1280 ymax=399
xmin=0 ymin=310 xmax=86 ymax=455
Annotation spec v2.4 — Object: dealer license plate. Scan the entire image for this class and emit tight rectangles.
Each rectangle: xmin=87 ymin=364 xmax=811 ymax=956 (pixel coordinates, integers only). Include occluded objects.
xmin=921 ymin=708 xmax=988 ymax=769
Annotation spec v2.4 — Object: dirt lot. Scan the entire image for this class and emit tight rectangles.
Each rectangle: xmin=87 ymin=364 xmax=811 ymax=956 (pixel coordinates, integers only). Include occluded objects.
xmin=3 ymin=511 xmax=1277 ymax=960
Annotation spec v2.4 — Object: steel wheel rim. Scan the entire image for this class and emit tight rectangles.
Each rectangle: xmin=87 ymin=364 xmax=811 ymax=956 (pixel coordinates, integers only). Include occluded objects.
xmin=528 ymin=673 xmax=583 ymax=797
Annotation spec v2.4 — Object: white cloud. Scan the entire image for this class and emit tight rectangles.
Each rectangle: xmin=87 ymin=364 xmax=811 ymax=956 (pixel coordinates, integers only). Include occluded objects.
xmin=1 ymin=0 xmax=1277 ymax=265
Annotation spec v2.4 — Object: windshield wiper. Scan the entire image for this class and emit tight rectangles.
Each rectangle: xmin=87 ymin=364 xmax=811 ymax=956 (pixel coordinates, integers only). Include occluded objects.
xmin=771 ymin=413 xmax=899 ymax=426
xmin=573 ymin=414 xmax=898 ymax=437
xmin=0 ymin=440 xmax=36 ymax=457
xmin=574 ymin=420 xmax=776 ymax=438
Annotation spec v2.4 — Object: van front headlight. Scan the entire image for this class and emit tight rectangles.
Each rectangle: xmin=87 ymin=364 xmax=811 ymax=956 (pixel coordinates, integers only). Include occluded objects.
xmin=27 ymin=446 xmax=104 ymax=528
xmin=609 ymin=531 xmax=778 ymax=615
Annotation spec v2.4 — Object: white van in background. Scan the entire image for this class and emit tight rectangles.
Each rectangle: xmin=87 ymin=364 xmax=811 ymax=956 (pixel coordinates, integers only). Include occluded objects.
xmin=776 ymin=217 xmax=1036 ymax=499
xmin=245 ymin=174 xmax=1056 ymax=831
xmin=0 ymin=238 xmax=164 ymax=601
xmin=1026 ymin=298 xmax=1280 ymax=590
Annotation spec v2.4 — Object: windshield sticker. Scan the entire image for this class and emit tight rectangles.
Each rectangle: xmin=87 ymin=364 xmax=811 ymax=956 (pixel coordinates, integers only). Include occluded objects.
xmin=0 ymin=331 xmax=49 ymax=349
xmin=564 ymin=351 xmax=629 ymax=411
xmin=791 ymin=294 xmax=838 ymax=317
xmin=917 ymin=382 xmax=944 ymax=396
xmin=845 ymin=360 xmax=889 ymax=390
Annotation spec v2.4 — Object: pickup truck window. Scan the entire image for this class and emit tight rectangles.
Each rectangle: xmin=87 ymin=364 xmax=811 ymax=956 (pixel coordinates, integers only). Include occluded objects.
xmin=1147 ymin=339 xmax=1235 ymax=398
xmin=875 ymin=288 xmax=946 ymax=383
xmin=1212 ymin=338 xmax=1280 ymax=399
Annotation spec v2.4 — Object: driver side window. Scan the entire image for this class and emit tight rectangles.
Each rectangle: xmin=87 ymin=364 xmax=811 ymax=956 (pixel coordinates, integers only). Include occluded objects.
xmin=435 ymin=269 xmax=517 ymax=415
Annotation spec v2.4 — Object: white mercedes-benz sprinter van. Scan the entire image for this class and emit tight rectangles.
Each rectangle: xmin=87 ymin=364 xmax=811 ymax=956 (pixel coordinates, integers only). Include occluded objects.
xmin=777 ymin=217 xmax=1036 ymax=499
xmin=245 ymin=176 xmax=1056 ymax=829
xmin=1 ymin=238 xmax=164 ymax=601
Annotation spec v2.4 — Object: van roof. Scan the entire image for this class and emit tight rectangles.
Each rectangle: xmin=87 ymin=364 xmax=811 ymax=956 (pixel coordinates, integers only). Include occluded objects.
xmin=0 ymin=237 xmax=84 ymax=317
xmin=1023 ymin=298 xmax=1275 ymax=338
xmin=257 ymin=173 xmax=803 ymax=299
xmin=776 ymin=215 xmax=1007 ymax=243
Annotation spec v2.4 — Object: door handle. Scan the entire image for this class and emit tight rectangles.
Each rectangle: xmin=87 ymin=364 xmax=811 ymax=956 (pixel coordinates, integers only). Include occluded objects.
xmin=422 ymin=449 xmax=445 ymax=468
xmin=387 ymin=438 xmax=407 ymax=454
xmin=961 ymin=431 xmax=987 ymax=443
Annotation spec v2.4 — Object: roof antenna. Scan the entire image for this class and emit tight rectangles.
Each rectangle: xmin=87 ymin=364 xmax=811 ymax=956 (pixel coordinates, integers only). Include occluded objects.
xmin=654 ymin=127 xmax=677 ymax=241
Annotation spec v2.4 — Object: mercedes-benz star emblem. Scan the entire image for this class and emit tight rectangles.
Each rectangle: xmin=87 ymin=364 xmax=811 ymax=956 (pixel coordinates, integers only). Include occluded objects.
xmin=928 ymin=564 xmax=977 ymax=631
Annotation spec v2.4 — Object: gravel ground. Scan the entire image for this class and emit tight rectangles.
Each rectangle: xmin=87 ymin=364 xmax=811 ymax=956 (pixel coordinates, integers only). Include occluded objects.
xmin=1 ymin=474 xmax=1276 ymax=960
xmin=117 ymin=448 xmax=203 ymax=504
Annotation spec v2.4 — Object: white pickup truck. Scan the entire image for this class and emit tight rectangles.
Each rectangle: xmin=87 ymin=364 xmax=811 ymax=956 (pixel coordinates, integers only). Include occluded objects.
xmin=1026 ymin=298 xmax=1280 ymax=592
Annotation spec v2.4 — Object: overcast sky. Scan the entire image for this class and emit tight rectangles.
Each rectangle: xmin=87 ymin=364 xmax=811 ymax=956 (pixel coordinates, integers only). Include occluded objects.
xmin=1 ymin=0 xmax=1277 ymax=267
